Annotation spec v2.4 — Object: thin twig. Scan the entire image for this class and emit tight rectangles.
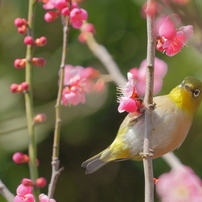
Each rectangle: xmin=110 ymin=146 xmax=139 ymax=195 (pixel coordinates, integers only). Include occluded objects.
xmin=0 ymin=180 xmax=14 ymax=202
xmin=85 ymin=32 xmax=126 ymax=86
xmin=48 ymin=15 xmax=70 ymax=198
xmin=142 ymin=0 xmax=156 ymax=201
xmin=25 ymin=0 xmax=39 ymax=201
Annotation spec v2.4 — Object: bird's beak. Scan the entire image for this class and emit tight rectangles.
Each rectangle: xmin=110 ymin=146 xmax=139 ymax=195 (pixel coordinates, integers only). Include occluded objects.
xmin=184 ymin=84 xmax=192 ymax=92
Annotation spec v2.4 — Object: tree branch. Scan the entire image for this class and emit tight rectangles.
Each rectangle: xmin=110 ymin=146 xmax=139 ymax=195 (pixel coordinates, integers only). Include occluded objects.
xmin=142 ymin=0 xmax=156 ymax=201
xmin=48 ymin=14 xmax=70 ymax=198
xmin=0 ymin=180 xmax=14 ymax=202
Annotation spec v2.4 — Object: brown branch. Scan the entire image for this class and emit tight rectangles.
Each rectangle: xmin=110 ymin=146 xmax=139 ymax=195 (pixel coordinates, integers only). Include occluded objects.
xmin=142 ymin=0 xmax=156 ymax=201
xmin=48 ymin=14 xmax=70 ymax=199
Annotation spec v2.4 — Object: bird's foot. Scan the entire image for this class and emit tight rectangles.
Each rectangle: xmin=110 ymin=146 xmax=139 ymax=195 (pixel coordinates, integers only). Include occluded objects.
xmin=148 ymin=102 xmax=156 ymax=110
xmin=139 ymin=148 xmax=154 ymax=158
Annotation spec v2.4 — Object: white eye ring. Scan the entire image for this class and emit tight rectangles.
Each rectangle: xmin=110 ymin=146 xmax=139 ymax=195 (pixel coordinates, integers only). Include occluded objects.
xmin=179 ymin=81 xmax=185 ymax=88
xmin=193 ymin=89 xmax=200 ymax=97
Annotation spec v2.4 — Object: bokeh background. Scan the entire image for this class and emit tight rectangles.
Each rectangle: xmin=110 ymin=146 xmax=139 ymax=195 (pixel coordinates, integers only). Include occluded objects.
xmin=1 ymin=0 xmax=202 ymax=201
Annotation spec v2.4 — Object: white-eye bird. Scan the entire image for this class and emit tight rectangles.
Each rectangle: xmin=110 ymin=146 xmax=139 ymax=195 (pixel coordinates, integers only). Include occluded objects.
xmin=82 ymin=77 xmax=202 ymax=174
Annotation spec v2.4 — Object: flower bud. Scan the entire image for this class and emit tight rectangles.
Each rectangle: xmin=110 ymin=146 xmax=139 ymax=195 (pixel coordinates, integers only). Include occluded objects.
xmin=10 ymin=83 xmax=23 ymax=93
xmin=35 ymin=177 xmax=47 ymax=188
xmin=21 ymin=82 xmax=29 ymax=92
xmin=44 ymin=11 xmax=58 ymax=22
xmin=72 ymin=2 xmax=78 ymax=8
xmin=14 ymin=18 xmax=27 ymax=27
xmin=17 ymin=25 xmax=27 ymax=35
xmin=34 ymin=113 xmax=47 ymax=123
xmin=35 ymin=36 xmax=47 ymax=46
xmin=31 ymin=57 xmax=46 ymax=67
xmin=24 ymin=36 xmax=35 ymax=45
xmin=12 ymin=152 xmax=29 ymax=164
xmin=82 ymin=23 xmax=95 ymax=34
xmin=10 ymin=83 xmax=19 ymax=93
xmin=14 ymin=58 xmax=26 ymax=69
xmin=61 ymin=7 xmax=70 ymax=16
xmin=21 ymin=178 xmax=34 ymax=186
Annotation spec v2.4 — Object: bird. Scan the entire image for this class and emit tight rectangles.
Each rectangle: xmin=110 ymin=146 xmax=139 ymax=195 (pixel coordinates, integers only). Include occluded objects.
xmin=82 ymin=76 xmax=202 ymax=174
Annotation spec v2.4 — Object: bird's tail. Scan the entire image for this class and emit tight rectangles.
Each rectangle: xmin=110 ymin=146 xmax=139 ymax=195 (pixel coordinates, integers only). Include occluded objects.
xmin=81 ymin=149 xmax=112 ymax=174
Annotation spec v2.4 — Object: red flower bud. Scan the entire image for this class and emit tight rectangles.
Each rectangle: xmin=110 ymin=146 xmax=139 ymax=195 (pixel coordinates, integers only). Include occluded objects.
xmin=14 ymin=58 xmax=26 ymax=69
xmin=44 ymin=11 xmax=59 ymax=22
xmin=10 ymin=83 xmax=24 ymax=93
xmin=35 ymin=36 xmax=47 ymax=46
xmin=10 ymin=83 xmax=19 ymax=93
xmin=21 ymin=178 xmax=34 ymax=186
xmin=24 ymin=36 xmax=35 ymax=45
xmin=17 ymin=25 xmax=27 ymax=35
xmin=61 ymin=7 xmax=70 ymax=16
xmin=12 ymin=152 xmax=29 ymax=164
xmin=31 ymin=57 xmax=46 ymax=67
xmin=21 ymin=82 xmax=29 ymax=91
xmin=14 ymin=18 xmax=27 ymax=27
xmin=35 ymin=177 xmax=47 ymax=188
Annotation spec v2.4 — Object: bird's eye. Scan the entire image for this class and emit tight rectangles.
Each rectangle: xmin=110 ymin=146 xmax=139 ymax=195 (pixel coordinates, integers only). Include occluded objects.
xmin=193 ymin=89 xmax=201 ymax=97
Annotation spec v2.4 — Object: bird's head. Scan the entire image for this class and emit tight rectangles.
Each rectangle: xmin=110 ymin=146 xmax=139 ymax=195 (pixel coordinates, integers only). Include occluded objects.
xmin=169 ymin=76 xmax=202 ymax=114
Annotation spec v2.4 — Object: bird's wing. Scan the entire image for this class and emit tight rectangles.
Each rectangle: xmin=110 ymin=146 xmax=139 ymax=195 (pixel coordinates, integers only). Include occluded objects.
xmin=118 ymin=111 xmax=145 ymax=132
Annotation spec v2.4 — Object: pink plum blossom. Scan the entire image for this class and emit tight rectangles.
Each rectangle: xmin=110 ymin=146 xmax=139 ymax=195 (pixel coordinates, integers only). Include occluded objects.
xmin=61 ymin=65 xmax=102 ymax=106
xmin=42 ymin=0 xmax=88 ymax=27
xmin=62 ymin=86 xmax=86 ymax=106
xmin=14 ymin=194 xmax=34 ymax=202
xmin=156 ymin=15 xmax=194 ymax=56
xmin=14 ymin=184 xmax=34 ymax=202
xmin=156 ymin=166 xmax=202 ymax=202
xmin=117 ymin=72 xmax=144 ymax=113
xmin=141 ymin=1 xmax=161 ymax=17
xmin=70 ymin=8 xmax=88 ymax=29
xmin=129 ymin=57 xmax=168 ymax=95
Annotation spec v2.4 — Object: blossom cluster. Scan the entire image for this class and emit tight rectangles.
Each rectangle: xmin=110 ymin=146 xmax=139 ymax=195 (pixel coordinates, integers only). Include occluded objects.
xmin=12 ymin=16 xmax=47 ymax=92
xmin=40 ymin=0 xmax=88 ymax=29
xmin=61 ymin=65 xmax=104 ymax=106
xmin=117 ymin=57 xmax=168 ymax=113
xmin=14 ymin=184 xmax=55 ymax=202
xmin=12 ymin=152 xmax=50 ymax=201
xmin=142 ymin=1 xmax=194 ymax=57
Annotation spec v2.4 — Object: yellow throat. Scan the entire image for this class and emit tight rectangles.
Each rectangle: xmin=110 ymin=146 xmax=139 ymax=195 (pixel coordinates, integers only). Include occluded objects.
xmin=168 ymin=77 xmax=202 ymax=115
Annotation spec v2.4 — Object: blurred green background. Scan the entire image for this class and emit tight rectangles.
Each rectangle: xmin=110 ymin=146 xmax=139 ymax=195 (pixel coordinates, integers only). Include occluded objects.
xmin=1 ymin=0 xmax=202 ymax=201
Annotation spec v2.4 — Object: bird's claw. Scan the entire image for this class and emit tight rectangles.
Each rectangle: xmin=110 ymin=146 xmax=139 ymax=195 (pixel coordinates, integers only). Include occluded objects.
xmin=148 ymin=102 xmax=156 ymax=110
xmin=139 ymin=148 xmax=154 ymax=158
